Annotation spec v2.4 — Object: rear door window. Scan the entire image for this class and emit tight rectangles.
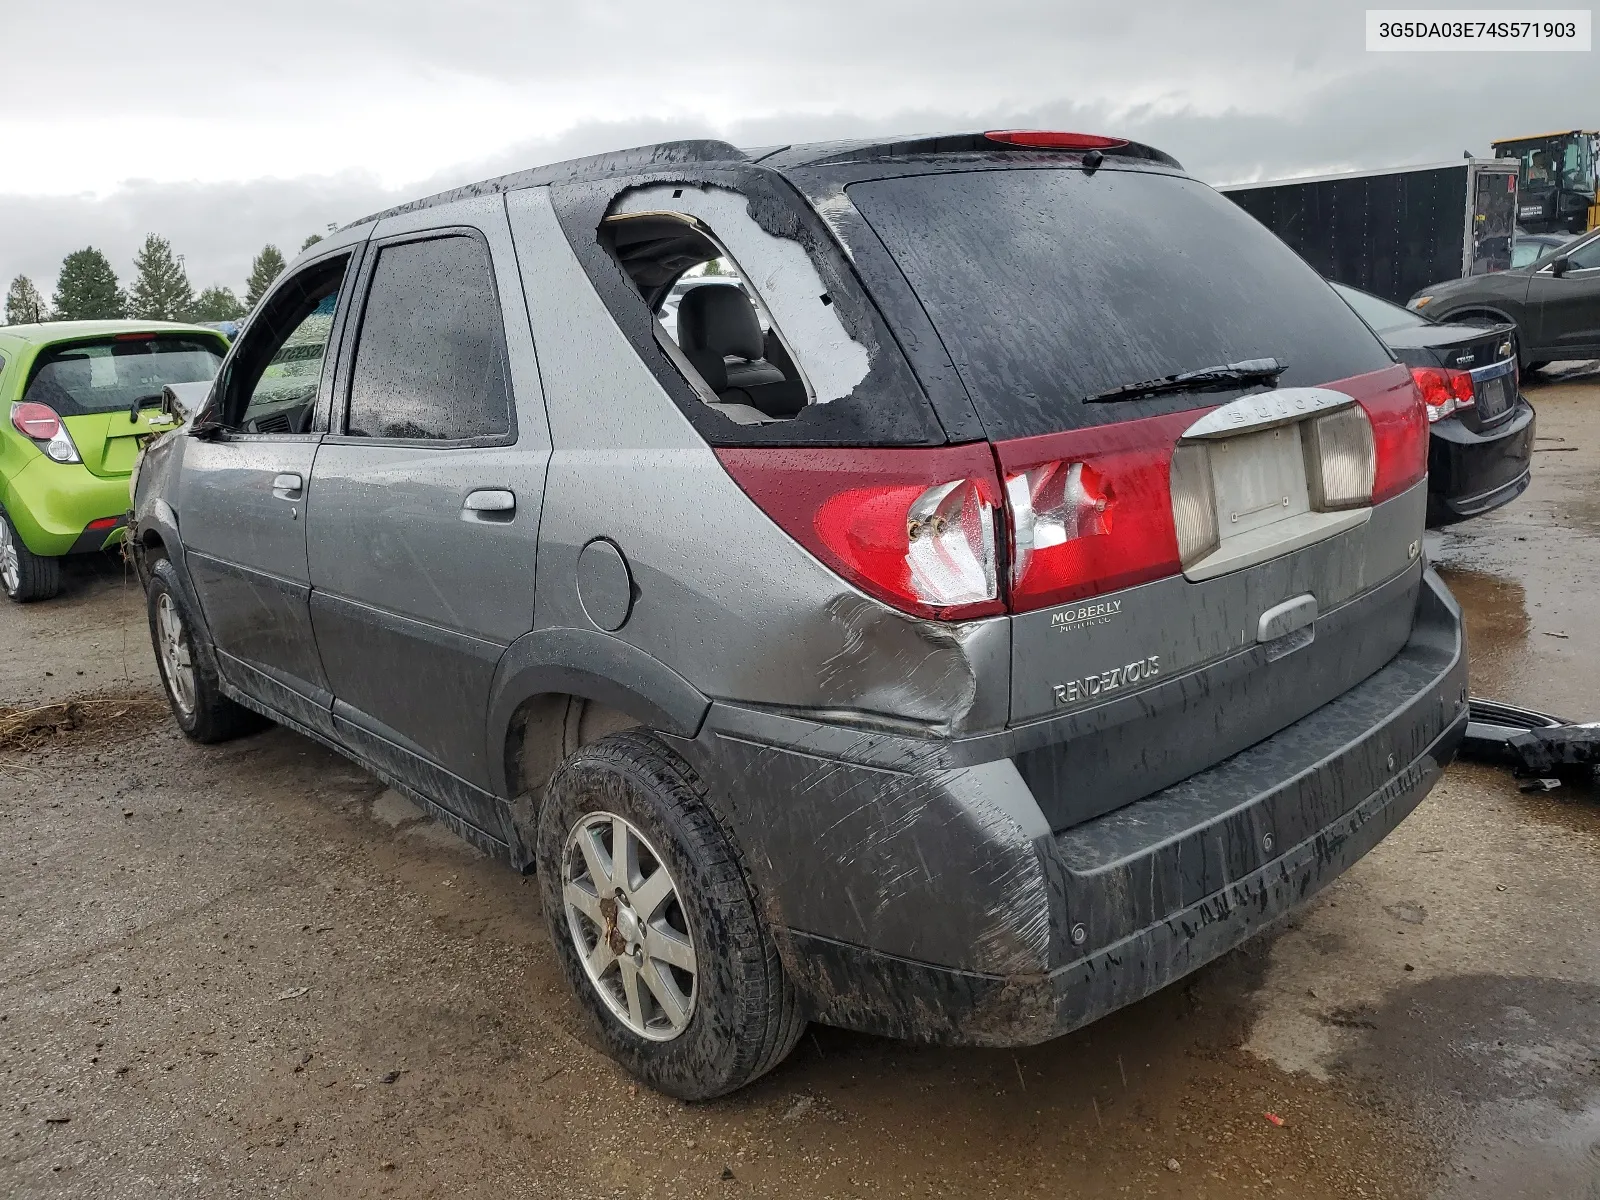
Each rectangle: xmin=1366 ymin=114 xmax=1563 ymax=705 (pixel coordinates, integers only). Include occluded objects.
xmin=849 ymin=169 xmax=1393 ymax=440
xmin=25 ymin=336 xmax=224 ymax=416
xmin=343 ymin=234 xmax=513 ymax=442
xmin=1566 ymin=233 xmax=1600 ymax=270
xmin=1331 ymin=283 xmax=1431 ymax=335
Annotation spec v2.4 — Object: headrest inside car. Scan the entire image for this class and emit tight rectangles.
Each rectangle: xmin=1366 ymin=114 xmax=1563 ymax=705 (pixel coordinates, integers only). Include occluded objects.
xmin=677 ymin=284 xmax=764 ymax=361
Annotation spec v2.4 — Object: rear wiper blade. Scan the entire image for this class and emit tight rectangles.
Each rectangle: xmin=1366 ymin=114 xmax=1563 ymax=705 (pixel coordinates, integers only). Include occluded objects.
xmin=1084 ymin=358 xmax=1288 ymax=404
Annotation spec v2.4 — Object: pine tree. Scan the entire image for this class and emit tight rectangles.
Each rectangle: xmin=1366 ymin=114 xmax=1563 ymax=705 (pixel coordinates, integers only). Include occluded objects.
xmin=4 ymin=275 xmax=47 ymax=324
xmin=127 ymin=234 xmax=194 ymax=321
xmin=52 ymin=248 xmax=126 ymax=320
xmin=300 ymin=233 xmax=324 ymax=252
xmin=244 ymin=245 xmax=287 ymax=309
xmin=190 ymin=285 xmax=245 ymax=322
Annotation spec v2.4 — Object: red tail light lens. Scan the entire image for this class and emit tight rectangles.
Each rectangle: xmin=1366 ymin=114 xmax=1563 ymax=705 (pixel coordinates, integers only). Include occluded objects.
xmin=1361 ymin=371 xmax=1431 ymax=502
xmin=984 ymin=130 xmax=1129 ymax=151
xmin=1409 ymin=366 xmax=1476 ymax=423
xmin=85 ymin=517 xmax=120 ymax=532
xmin=997 ymin=412 xmax=1194 ymax=612
xmin=715 ymin=445 xmax=1004 ymax=620
xmin=11 ymin=401 xmax=61 ymax=441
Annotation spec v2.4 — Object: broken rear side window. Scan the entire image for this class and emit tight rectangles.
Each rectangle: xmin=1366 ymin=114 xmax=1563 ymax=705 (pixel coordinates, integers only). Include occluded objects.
xmin=583 ymin=176 xmax=945 ymax=447
xmin=602 ymin=200 xmax=846 ymax=426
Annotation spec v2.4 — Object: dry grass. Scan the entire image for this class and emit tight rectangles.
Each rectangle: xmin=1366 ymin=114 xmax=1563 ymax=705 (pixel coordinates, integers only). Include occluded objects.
xmin=0 ymin=694 xmax=168 ymax=752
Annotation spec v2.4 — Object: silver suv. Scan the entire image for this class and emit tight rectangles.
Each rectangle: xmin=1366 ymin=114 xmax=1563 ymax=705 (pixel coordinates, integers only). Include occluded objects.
xmin=131 ymin=132 xmax=1468 ymax=1099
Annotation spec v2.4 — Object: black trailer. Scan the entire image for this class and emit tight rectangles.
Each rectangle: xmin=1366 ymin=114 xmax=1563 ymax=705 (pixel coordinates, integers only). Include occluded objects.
xmin=1219 ymin=160 xmax=1519 ymax=305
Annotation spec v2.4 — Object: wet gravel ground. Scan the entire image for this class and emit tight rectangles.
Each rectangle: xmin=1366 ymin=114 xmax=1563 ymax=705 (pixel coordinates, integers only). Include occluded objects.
xmin=2 ymin=364 xmax=1599 ymax=1199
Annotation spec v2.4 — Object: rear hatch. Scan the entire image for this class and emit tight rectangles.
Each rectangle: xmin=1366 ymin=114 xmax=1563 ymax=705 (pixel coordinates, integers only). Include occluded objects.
xmin=24 ymin=333 xmax=222 ymax=478
xmin=848 ymin=165 xmax=1430 ymax=830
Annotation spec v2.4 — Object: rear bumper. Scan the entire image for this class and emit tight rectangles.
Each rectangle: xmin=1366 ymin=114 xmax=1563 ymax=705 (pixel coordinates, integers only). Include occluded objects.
xmin=2 ymin=457 xmax=132 ymax=556
xmin=1426 ymin=399 xmax=1534 ymax=526
xmin=678 ymin=569 xmax=1466 ymax=1046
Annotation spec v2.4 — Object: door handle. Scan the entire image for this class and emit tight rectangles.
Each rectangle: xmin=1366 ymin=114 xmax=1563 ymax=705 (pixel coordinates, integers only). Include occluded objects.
xmin=462 ymin=489 xmax=516 ymax=523
xmin=271 ymin=473 xmax=303 ymax=498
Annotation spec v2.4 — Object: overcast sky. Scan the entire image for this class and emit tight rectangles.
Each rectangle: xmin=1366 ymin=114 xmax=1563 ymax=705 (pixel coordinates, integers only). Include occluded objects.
xmin=5 ymin=0 xmax=1596 ymax=301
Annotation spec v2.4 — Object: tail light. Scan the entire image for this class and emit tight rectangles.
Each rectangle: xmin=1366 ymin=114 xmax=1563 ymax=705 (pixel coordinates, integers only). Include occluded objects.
xmin=717 ymin=368 xmax=1423 ymax=623
xmin=715 ymin=445 xmax=1004 ymax=620
xmin=9 ymin=402 xmax=81 ymax=464
xmin=1360 ymin=372 xmax=1430 ymax=502
xmin=1410 ymin=366 xmax=1476 ymax=423
xmin=1168 ymin=443 xmax=1219 ymax=567
xmin=996 ymin=412 xmax=1192 ymax=612
xmin=1302 ymin=406 xmax=1376 ymax=510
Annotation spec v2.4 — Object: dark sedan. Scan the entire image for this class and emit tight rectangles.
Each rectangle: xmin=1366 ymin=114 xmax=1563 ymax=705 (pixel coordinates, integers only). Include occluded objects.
xmin=1409 ymin=228 xmax=1600 ymax=372
xmin=1334 ymin=282 xmax=1534 ymax=526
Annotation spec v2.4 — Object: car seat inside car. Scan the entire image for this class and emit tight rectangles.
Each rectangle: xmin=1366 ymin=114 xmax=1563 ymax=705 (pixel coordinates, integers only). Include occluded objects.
xmin=602 ymin=213 xmax=811 ymax=421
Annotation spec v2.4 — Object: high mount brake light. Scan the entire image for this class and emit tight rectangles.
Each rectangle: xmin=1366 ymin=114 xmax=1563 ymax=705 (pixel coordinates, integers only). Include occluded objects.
xmin=1410 ymin=366 xmax=1477 ymax=423
xmin=983 ymin=130 xmax=1130 ymax=151
xmin=715 ymin=445 xmax=1004 ymax=620
xmin=9 ymin=401 xmax=82 ymax=464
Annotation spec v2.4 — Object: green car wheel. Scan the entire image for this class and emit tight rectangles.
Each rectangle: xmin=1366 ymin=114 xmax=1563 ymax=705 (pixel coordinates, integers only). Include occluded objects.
xmin=0 ymin=508 xmax=60 ymax=603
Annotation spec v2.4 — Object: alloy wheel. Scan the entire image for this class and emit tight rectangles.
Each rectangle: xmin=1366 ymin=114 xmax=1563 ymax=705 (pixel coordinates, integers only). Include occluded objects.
xmin=562 ymin=810 xmax=698 ymax=1041
xmin=0 ymin=520 xmax=19 ymax=596
xmin=155 ymin=592 xmax=197 ymax=717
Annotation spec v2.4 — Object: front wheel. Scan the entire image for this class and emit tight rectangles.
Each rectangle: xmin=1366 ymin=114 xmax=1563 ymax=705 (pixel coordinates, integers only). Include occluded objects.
xmin=145 ymin=557 xmax=263 ymax=743
xmin=537 ymin=732 xmax=806 ymax=1100
xmin=0 ymin=509 xmax=61 ymax=603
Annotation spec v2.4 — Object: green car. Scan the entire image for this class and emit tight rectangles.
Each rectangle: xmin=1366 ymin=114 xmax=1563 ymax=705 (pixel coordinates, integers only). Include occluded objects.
xmin=0 ymin=320 xmax=228 ymax=602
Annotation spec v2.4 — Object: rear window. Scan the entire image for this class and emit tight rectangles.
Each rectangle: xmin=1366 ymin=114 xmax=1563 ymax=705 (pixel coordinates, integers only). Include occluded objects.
xmin=1331 ymin=282 xmax=1431 ymax=335
xmin=849 ymin=169 xmax=1393 ymax=439
xmin=24 ymin=335 xmax=224 ymax=417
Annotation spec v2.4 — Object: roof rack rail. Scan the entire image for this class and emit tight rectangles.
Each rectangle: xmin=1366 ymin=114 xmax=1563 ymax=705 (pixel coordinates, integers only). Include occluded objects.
xmin=346 ymin=139 xmax=750 ymax=230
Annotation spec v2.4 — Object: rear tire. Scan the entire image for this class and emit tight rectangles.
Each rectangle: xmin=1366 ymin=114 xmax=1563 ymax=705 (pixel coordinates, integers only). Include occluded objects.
xmin=145 ymin=557 xmax=263 ymax=743
xmin=537 ymin=731 xmax=806 ymax=1100
xmin=0 ymin=509 xmax=61 ymax=603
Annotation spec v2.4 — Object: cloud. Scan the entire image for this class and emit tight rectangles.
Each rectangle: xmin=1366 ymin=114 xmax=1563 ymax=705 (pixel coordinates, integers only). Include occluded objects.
xmin=2 ymin=0 xmax=1594 ymax=295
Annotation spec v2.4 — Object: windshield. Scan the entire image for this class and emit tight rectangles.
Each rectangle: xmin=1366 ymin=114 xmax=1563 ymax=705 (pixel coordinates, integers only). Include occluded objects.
xmin=23 ymin=335 xmax=224 ymax=416
xmin=1512 ymin=241 xmax=1551 ymax=268
xmin=1509 ymin=137 xmax=1598 ymax=194
xmin=849 ymin=168 xmax=1392 ymax=438
xmin=1331 ymin=282 xmax=1431 ymax=334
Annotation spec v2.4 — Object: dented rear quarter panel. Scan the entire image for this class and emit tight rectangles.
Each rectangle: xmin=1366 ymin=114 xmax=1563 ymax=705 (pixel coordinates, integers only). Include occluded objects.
xmin=507 ymin=183 xmax=1012 ymax=734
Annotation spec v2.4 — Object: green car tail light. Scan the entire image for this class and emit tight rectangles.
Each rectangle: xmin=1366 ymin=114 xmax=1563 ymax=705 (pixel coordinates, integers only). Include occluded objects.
xmin=10 ymin=401 xmax=83 ymax=464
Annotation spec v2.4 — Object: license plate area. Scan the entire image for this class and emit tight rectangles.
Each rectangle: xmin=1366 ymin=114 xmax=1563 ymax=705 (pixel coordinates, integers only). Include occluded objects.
xmin=1211 ymin=425 xmax=1311 ymax=537
xmin=1177 ymin=391 xmax=1374 ymax=584
xmin=1473 ymin=361 xmax=1515 ymax=421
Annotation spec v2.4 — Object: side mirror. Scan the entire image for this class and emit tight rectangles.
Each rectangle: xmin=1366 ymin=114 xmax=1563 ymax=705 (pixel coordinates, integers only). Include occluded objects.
xmin=1551 ymin=255 xmax=1570 ymax=278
